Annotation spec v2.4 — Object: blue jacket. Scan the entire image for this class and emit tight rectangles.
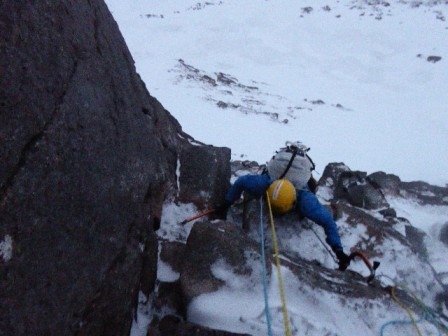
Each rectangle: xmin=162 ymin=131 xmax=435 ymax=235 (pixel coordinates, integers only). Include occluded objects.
xmin=224 ymin=174 xmax=343 ymax=253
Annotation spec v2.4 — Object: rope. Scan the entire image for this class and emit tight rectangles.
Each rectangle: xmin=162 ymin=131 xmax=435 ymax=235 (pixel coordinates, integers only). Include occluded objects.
xmin=266 ymin=191 xmax=292 ymax=336
xmin=302 ymin=220 xmax=338 ymax=263
xmin=259 ymin=198 xmax=273 ymax=336
xmin=402 ymin=284 xmax=448 ymax=336
xmin=378 ymin=274 xmax=448 ymax=336
xmin=390 ymin=286 xmax=423 ymax=336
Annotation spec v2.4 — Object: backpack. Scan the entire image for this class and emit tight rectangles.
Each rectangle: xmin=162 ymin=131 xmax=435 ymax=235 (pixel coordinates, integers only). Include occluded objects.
xmin=266 ymin=141 xmax=316 ymax=190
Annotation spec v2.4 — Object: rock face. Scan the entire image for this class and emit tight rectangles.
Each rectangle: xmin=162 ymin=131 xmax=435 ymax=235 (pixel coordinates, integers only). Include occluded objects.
xmin=181 ymin=221 xmax=265 ymax=304
xmin=0 ymin=1 xmax=230 ymax=335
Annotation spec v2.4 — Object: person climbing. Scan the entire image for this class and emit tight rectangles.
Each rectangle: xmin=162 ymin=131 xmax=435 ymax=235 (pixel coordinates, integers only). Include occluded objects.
xmin=214 ymin=141 xmax=351 ymax=271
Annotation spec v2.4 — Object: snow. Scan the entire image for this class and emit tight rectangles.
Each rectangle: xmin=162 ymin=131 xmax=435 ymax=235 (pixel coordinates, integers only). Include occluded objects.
xmin=0 ymin=235 xmax=13 ymax=262
xmin=105 ymin=0 xmax=448 ymax=187
xmin=103 ymin=1 xmax=448 ymax=335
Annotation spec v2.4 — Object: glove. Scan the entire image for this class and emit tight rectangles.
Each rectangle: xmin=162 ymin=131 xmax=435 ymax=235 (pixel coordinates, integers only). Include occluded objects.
xmin=213 ymin=200 xmax=231 ymax=220
xmin=336 ymin=251 xmax=351 ymax=271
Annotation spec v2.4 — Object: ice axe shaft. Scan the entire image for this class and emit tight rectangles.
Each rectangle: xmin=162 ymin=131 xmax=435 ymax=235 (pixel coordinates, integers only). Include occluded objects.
xmin=179 ymin=209 xmax=215 ymax=225
xmin=349 ymin=251 xmax=380 ymax=284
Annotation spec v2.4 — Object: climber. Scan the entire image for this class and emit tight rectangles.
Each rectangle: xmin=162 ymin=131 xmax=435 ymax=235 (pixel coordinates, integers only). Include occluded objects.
xmin=214 ymin=141 xmax=351 ymax=271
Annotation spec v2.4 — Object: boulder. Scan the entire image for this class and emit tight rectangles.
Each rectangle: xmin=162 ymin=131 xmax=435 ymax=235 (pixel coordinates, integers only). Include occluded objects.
xmin=180 ymin=221 xmax=266 ymax=304
xmin=334 ymin=170 xmax=389 ymax=210
xmin=367 ymin=171 xmax=401 ymax=196
xmin=318 ymin=162 xmax=351 ymax=189
xmin=178 ymin=145 xmax=231 ymax=209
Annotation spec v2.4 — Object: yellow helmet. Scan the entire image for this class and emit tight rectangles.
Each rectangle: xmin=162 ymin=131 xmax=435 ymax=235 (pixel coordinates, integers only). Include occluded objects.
xmin=267 ymin=179 xmax=296 ymax=214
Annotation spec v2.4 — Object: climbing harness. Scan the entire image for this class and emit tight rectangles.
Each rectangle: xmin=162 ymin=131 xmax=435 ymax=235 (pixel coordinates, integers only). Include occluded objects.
xmin=259 ymin=198 xmax=273 ymax=336
xmin=266 ymin=191 xmax=292 ymax=336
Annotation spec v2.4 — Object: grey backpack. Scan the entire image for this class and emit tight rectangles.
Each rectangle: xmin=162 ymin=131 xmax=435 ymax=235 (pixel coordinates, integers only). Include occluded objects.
xmin=266 ymin=141 xmax=315 ymax=190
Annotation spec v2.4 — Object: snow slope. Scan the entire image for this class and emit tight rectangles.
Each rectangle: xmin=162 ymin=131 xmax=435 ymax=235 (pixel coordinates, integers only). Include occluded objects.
xmin=105 ymin=0 xmax=448 ymax=187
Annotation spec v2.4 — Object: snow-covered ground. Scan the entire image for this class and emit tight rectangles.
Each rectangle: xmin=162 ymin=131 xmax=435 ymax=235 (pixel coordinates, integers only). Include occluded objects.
xmin=105 ymin=0 xmax=448 ymax=187
xmin=104 ymin=1 xmax=448 ymax=335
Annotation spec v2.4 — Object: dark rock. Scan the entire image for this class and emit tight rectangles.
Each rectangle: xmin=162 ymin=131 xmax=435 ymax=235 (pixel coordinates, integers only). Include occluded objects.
xmin=367 ymin=171 xmax=401 ymax=196
xmin=440 ymin=223 xmax=448 ymax=247
xmin=140 ymin=232 xmax=159 ymax=298
xmin=379 ymin=207 xmax=397 ymax=218
xmin=335 ymin=171 xmax=389 ymax=210
xmin=157 ymin=315 xmax=250 ymax=336
xmin=427 ymin=55 xmax=442 ymax=63
xmin=178 ymin=145 xmax=231 ymax=209
xmin=318 ymin=162 xmax=351 ymax=189
xmin=180 ymin=221 xmax=265 ymax=304
xmin=160 ymin=241 xmax=186 ymax=274
xmin=436 ymin=291 xmax=448 ymax=314
xmin=405 ymin=225 xmax=428 ymax=260
xmin=400 ymin=180 xmax=448 ymax=206
xmin=335 ymin=202 xmax=406 ymax=252
xmin=280 ymin=253 xmax=386 ymax=299
xmin=0 ymin=1 xmax=226 ymax=335
xmin=153 ymin=280 xmax=185 ymax=318
xmin=216 ymin=72 xmax=237 ymax=86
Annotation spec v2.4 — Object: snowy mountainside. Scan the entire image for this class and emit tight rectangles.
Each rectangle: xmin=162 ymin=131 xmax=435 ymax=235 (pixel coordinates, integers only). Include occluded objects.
xmin=105 ymin=0 xmax=448 ymax=186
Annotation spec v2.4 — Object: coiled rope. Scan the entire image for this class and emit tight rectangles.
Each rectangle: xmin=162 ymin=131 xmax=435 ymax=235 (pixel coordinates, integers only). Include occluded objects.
xmin=378 ymin=274 xmax=448 ymax=336
xmin=266 ymin=191 xmax=292 ymax=336
xmin=259 ymin=198 xmax=273 ymax=336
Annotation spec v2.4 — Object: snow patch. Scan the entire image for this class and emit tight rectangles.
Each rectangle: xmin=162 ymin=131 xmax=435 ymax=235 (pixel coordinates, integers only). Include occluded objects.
xmin=158 ymin=202 xmax=200 ymax=242
xmin=129 ymin=292 xmax=154 ymax=336
xmin=0 ymin=235 xmax=13 ymax=262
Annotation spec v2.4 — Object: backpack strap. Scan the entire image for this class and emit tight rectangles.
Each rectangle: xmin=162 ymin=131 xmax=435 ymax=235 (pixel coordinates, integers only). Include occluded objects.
xmin=279 ymin=146 xmax=298 ymax=179
xmin=306 ymin=153 xmax=316 ymax=171
xmin=278 ymin=144 xmax=316 ymax=179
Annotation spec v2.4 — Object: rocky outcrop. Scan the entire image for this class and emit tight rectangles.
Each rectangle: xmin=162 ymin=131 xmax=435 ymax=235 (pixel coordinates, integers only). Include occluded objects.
xmin=0 ymin=1 xmax=229 ymax=335
xmin=180 ymin=221 xmax=266 ymax=305
xmin=177 ymin=145 xmax=231 ymax=209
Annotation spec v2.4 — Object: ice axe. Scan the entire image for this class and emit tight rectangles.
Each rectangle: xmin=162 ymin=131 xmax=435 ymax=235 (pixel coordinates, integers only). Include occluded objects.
xmin=348 ymin=251 xmax=380 ymax=284
xmin=179 ymin=208 xmax=216 ymax=225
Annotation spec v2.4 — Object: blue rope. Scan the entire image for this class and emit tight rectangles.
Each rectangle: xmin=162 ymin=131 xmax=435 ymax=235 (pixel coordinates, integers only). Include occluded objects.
xmin=380 ymin=315 xmax=425 ymax=336
xmin=259 ymin=198 xmax=273 ymax=336
xmin=378 ymin=274 xmax=448 ymax=336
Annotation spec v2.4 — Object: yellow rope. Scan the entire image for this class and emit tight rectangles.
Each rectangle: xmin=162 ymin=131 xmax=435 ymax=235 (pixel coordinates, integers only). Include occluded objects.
xmin=266 ymin=191 xmax=292 ymax=336
xmin=390 ymin=286 xmax=423 ymax=336
xmin=397 ymin=283 xmax=448 ymax=336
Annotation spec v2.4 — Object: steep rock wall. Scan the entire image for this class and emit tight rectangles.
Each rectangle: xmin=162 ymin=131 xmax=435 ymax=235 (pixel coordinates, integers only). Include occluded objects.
xmin=0 ymin=1 xmax=230 ymax=335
